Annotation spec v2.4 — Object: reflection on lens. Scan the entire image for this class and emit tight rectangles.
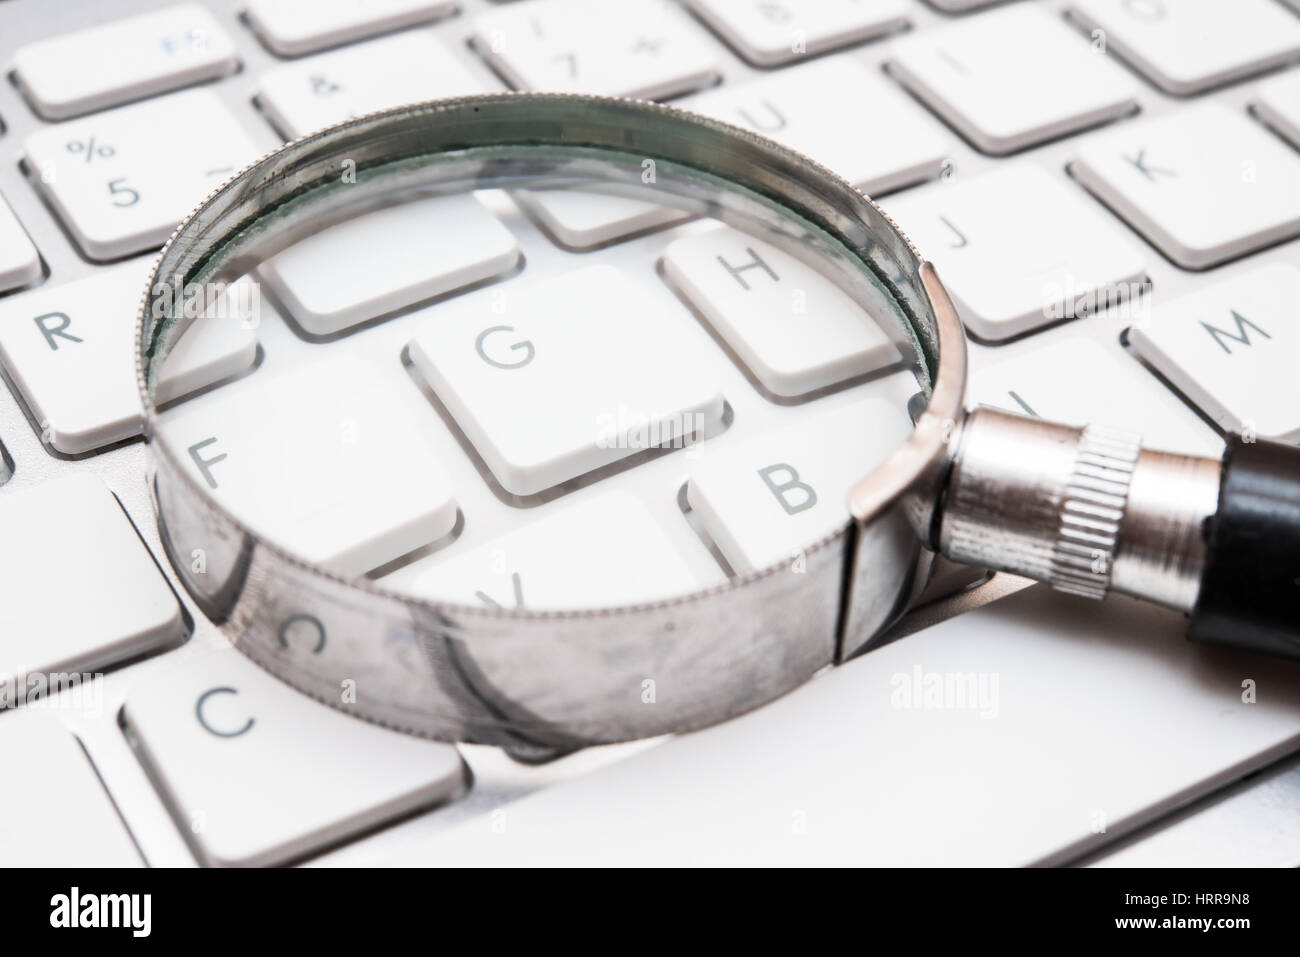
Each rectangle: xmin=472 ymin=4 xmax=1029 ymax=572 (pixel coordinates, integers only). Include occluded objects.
xmin=152 ymin=152 xmax=923 ymax=612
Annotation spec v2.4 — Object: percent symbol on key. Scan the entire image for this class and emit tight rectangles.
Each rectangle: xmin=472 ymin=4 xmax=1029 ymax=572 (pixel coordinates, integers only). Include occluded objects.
xmin=66 ymin=137 xmax=115 ymax=163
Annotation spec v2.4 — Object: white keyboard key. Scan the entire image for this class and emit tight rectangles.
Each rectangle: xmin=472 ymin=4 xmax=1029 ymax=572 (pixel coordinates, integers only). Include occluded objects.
xmin=512 ymin=189 xmax=690 ymax=250
xmin=0 ymin=263 xmax=257 ymax=454
xmin=1070 ymin=0 xmax=1300 ymax=95
xmin=1072 ymin=102 xmax=1300 ymax=269
xmin=0 ymin=474 xmax=183 ymax=684
xmin=687 ymin=395 xmax=913 ymax=572
xmin=408 ymin=264 xmax=725 ymax=497
xmin=882 ymin=165 xmax=1147 ymax=341
xmin=682 ymin=56 xmax=950 ymax=194
xmin=971 ymin=338 xmax=1222 ymax=457
xmin=420 ymin=586 xmax=1300 ymax=866
xmin=256 ymin=31 xmax=492 ymax=139
xmin=123 ymin=646 xmax=466 ymax=866
xmin=0 ymin=713 xmax=142 ymax=866
xmin=11 ymin=3 xmax=239 ymax=120
xmin=1254 ymin=69 xmax=1300 ymax=150
xmin=391 ymin=491 xmax=722 ymax=608
xmin=158 ymin=356 xmax=458 ymax=576
xmin=24 ymin=89 xmax=262 ymax=261
xmin=244 ymin=0 xmax=456 ymax=56
xmin=473 ymin=0 xmax=719 ymax=100
xmin=662 ymin=227 xmax=900 ymax=397
xmin=683 ymin=0 xmax=909 ymax=66
xmin=258 ymin=194 xmax=519 ymax=335
xmin=888 ymin=3 xmax=1139 ymax=155
xmin=1128 ymin=263 xmax=1300 ymax=443
xmin=0 ymin=194 xmax=41 ymax=294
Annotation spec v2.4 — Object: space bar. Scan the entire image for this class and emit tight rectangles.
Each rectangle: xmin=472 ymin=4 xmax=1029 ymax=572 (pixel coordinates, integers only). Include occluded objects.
xmin=413 ymin=585 xmax=1300 ymax=866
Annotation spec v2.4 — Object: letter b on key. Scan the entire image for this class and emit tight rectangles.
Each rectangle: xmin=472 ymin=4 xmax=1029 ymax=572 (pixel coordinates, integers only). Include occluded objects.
xmin=758 ymin=463 xmax=817 ymax=515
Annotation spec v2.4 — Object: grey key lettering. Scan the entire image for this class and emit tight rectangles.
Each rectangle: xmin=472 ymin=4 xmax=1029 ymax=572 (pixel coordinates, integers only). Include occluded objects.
xmin=554 ymin=52 xmax=577 ymax=77
xmin=188 ymin=437 xmax=227 ymax=489
xmin=1124 ymin=148 xmax=1176 ymax=181
xmin=758 ymin=463 xmax=817 ymax=515
xmin=475 ymin=572 xmax=525 ymax=609
xmin=34 ymin=311 xmax=84 ymax=351
xmin=1007 ymin=390 xmax=1038 ymax=417
xmin=195 ymin=686 xmax=254 ymax=738
xmin=717 ymin=248 xmax=780 ymax=290
xmin=938 ymin=216 xmax=968 ymax=249
xmin=476 ymin=325 xmax=535 ymax=369
xmin=278 ymin=613 xmax=326 ymax=654
xmin=1202 ymin=309 xmax=1270 ymax=355
xmin=736 ymin=99 xmax=788 ymax=133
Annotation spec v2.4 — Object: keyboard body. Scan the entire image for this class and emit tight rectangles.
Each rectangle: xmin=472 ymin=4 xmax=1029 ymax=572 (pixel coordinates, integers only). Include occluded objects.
xmin=1 ymin=0 xmax=1299 ymax=867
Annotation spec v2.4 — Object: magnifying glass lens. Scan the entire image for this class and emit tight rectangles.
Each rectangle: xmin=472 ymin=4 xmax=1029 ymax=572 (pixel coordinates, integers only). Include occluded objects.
xmin=148 ymin=148 xmax=926 ymax=615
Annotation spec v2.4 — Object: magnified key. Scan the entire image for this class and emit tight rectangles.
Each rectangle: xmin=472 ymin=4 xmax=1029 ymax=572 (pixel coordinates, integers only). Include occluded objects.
xmin=157 ymin=355 xmax=460 ymax=576
xmin=407 ymin=264 xmax=726 ymax=497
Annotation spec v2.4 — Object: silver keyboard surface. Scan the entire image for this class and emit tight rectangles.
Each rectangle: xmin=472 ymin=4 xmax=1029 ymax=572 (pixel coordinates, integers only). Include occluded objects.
xmin=2 ymin=0 xmax=1299 ymax=867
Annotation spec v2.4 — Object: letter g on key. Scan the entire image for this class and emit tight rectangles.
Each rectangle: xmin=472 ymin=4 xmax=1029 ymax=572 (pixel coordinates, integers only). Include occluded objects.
xmin=475 ymin=325 xmax=535 ymax=369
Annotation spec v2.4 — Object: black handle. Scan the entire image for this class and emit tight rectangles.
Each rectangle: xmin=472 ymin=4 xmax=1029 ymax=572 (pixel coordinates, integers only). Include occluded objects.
xmin=1189 ymin=435 xmax=1300 ymax=659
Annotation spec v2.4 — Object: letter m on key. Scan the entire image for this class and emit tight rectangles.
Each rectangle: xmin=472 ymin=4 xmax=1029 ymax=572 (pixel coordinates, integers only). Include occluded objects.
xmin=1201 ymin=310 xmax=1270 ymax=355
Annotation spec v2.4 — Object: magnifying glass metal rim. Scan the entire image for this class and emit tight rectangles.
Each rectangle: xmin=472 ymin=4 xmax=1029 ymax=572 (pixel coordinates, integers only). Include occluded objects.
xmin=133 ymin=92 xmax=969 ymax=748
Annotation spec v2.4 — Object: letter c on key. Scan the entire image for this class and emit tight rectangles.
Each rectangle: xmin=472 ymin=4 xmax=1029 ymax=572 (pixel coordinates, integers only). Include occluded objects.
xmin=475 ymin=325 xmax=535 ymax=369
xmin=196 ymin=686 xmax=254 ymax=738
xmin=278 ymin=613 xmax=326 ymax=654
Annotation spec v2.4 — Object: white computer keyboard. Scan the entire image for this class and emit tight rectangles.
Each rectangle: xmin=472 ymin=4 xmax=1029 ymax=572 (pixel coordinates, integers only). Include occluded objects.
xmin=2 ymin=0 xmax=1300 ymax=868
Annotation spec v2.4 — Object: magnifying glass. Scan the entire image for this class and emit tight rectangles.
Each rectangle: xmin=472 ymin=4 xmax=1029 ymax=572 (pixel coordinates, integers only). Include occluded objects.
xmin=137 ymin=93 xmax=1300 ymax=752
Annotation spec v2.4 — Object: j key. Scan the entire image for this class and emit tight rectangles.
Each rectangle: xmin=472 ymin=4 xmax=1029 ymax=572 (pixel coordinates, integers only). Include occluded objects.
xmin=888 ymin=3 xmax=1139 ymax=155
xmin=408 ymin=264 xmax=726 ymax=497
xmin=157 ymin=355 xmax=459 ymax=576
xmin=257 ymin=30 xmax=492 ymax=139
xmin=681 ymin=56 xmax=951 ymax=195
xmin=1069 ymin=0 xmax=1300 ymax=95
xmin=882 ymin=165 xmax=1147 ymax=341
xmin=244 ymin=0 xmax=457 ymax=56
xmin=0 ymin=263 xmax=257 ymax=454
xmin=1 ymin=713 xmax=142 ymax=866
xmin=683 ymin=0 xmax=909 ymax=67
xmin=390 ymin=490 xmax=723 ymax=608
xmin=662 ymin=227 xmax=900 ymax=397
xmin=123 ymin=645 xmax=466 ymax=867
xmin=1071 ymin=103 xmax=1300 ymax=269
xmin=472 ymin=0 xmax=719 ymax=100
xmin=0 ymin=194 xmax=41 ymax=294
xmin=258 ymin=193 xmax=520 ymax=335
xmin=970 ymin=338 xmax=1223 ymax=457
xmin=687 ymin=394 xmax=913 ymax=573
xmin=24 ymin=89 xmax=262 ymax=261
xmin=11 ymin=3 xmax=239 ymax=120
xmin=1128 ymin=263 xmax=1300 ymax=443
xmin=512 ymin=189 xmax=691 ymax=251
xmin=1254 ymin=69 xmax=1300 ymax=150
xmin=0 ymin=474 xmax=184 ymax=687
